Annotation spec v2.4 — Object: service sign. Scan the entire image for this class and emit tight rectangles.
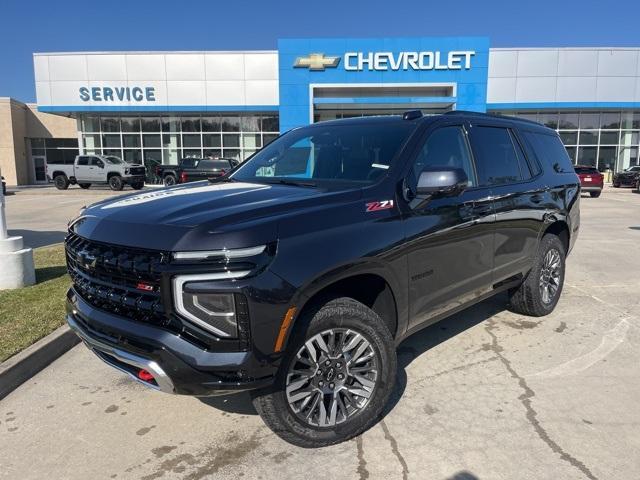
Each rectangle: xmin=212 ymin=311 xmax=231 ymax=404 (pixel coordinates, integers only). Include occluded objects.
xmin=79 ymin=86 xmax=156 ymax=102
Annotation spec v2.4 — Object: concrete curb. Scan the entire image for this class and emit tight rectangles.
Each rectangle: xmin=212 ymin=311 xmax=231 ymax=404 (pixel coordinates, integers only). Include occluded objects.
xmin=0 ymin=325 xmax=80 ymax=400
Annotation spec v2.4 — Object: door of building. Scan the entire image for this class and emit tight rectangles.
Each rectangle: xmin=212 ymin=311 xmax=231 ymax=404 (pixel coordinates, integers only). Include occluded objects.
xmin=33 ymin=156 xmax=47 ymax=183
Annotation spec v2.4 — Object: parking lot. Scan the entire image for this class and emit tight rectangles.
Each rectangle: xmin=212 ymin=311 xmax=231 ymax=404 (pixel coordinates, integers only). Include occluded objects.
xmin=1 ymin=186 xmax=639 ymax=480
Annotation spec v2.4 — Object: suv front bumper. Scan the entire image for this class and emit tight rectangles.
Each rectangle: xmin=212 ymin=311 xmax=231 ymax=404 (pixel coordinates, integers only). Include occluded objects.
xmin=66 ymin=289 xmax=278 ymax=396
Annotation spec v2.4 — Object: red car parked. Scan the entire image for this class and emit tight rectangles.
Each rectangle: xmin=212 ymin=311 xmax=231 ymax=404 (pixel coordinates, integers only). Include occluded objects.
xmin=574 ymin=165 xmax=604 ymax=197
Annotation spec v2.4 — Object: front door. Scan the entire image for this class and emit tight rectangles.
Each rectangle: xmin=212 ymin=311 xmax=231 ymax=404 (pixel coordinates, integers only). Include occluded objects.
xmin=403 ymin=123 xmax=495 ymax=331
xmin=33 ymin=156 xmax=47 ymax=183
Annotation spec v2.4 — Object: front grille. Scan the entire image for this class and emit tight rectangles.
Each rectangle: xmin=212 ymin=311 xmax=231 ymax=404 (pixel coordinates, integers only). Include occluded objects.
xmin=129 ymin=167 xmax=146 ymax=176
xmin=65 ymin=233 xmax=170 ymax=327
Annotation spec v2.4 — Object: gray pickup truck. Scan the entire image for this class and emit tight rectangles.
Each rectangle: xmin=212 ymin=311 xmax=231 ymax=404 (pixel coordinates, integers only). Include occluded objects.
xmin=47 ymin=155 xmax=146 ymax=191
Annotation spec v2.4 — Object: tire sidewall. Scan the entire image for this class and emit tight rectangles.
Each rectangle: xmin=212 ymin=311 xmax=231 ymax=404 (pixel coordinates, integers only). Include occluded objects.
xmin=109 ymin=175 xmax=123 ymax=191
xmin=533 ymin=235 xmax=566 ymax=314
xmin=164 ymin=175 xmax=176 ymax=186
xmin=257 ymin=299 xmax=396 ymax=447
xmin=54 ymin=175 xmax=68 ymax=190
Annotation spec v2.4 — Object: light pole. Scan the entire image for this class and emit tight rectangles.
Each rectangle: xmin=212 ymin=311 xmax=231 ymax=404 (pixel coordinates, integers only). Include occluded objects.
xmin=0 ymin=168 xmax=35 ymax=289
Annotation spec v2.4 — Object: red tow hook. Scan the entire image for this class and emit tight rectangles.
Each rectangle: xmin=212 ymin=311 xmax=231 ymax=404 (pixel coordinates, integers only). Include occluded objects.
xmin=137 ymin=369 xmax=154 ymax=382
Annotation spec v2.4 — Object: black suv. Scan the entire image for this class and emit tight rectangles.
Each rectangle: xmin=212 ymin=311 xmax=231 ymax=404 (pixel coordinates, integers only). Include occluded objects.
xmin=65 ymin=111 xmax=579 ymax=447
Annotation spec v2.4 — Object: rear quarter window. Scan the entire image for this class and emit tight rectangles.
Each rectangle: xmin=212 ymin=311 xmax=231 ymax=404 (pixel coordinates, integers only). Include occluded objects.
xmin=522 ymin=131 xmax=575 ymax=174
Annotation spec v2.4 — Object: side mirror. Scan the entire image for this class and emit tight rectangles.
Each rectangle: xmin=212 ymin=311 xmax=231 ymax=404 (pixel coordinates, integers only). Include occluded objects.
xmin=416 ymin=167 xmax=468 ymax=198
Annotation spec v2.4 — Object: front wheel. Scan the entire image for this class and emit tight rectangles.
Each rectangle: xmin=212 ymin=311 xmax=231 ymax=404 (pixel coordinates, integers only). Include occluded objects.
xmin=131 ymin=181 xmax=144 ymax=190
xmin=252 ymin=297 xmax=396 ymax=448
xmin=108 ymin=175 xmax=123 ymax=191
xmin=508 ymin=234 xmax=566 ymax=317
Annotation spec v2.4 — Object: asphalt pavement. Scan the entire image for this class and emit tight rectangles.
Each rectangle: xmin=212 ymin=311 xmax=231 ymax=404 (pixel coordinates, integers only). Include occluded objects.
xmin=1 ymin=186 xmax=639 ymax=479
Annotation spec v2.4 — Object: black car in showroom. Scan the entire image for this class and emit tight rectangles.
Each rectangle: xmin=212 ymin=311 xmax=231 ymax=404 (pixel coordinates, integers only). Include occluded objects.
xmin=612 ymin=165 xmax=640 ymax=188
xmin=65 ymin=111 xmax=579 ymax=447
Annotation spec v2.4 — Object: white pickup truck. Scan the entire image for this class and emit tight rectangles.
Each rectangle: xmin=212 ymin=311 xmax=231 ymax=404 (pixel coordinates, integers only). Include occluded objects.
xmin=47 ymin=155 xmax=146 ymax=191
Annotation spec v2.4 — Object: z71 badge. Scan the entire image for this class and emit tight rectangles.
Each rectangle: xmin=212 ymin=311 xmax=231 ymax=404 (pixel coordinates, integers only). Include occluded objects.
xmin=365 ymin=200 xmax=394 ymax=212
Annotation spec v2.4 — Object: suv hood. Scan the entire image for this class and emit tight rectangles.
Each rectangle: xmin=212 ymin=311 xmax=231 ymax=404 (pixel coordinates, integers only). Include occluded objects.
xmin=71 ymin=181 xmax=361 ymax=251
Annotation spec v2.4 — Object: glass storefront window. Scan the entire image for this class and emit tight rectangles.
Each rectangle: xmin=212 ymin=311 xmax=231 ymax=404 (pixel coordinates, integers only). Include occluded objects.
xmin=102 ymin=134 xmax=121 ymax=148
xmin=223 ymin=134 xmax=240 ymax=148
xmin=103 ymin=149 xmax=122 ymax=158
xmin=558 ymin=113 xmax=579 ymax=129
xmin=183 ymin=149 xmax=202 ymax=158
xmin=242 ymin=134 xmax=261 ymax=149
xmin=182 ymin=134 xmax=201 ymax=148
xmin=223 ymin=149 xmax=241 ymax=160
xmin=621 ymin=112 xmax=640 ymax=129
xmin=577 ymin=147 xmax=597 ymax=167
xmin=620 ymin=131 xmax=640 ymax=147
xmin=261 ymin=115 xmax=279 ymax=132
xmin=181 ymin=117 xmax=200 ymax=132
xmin=83 ymin=134 xmax=101 ymax=150
xmin=242 ymin=150 xmax=257 ymax=161
xmin=579 ymin=131 xmax=598 ymax=145
xmin=141 ymin=117 xmax=161 ymax=132
xmin=162 ymin=149 xmax=180 ymax=165
xmin=598 ymin=146 xmax=617 ymax=171
xmin=82 ymin=116 xmax=100 ymax=132
xmin=565 ymin=146 xmax=576 ymax=162
xmin=161 ymin=117 xmax=180 ymax=132
xmin=579 ymin=113 xmax=600 ymax=130
xmin=123 ymin=134 xmax=140 ymax=148
xmin=123 ymin=149 xmax=142 ymax=163
xmin=600 ymin=112 xmax=621 ymax=129
xmin=263 ymin=134 xmax=279 ymax=145
xmin=559 ymin=132 xmax=577 ymax=145
xmin=538 ymin=112 xmax=558 ymax=129
xmin=201 ymin=117 xmax=221 ymax=132
xmin=203 ymin=134 xmax=221 ymax=148
xmin=599 ymin=131 xmax=619 ymax=145
xmin=162 ymin=133 xmax=181 ymax=148
xmin=204 ymin=149 xmax=222 ymax=158
xmin=241 ymin=116 xmax=260 ymax=132
xmin=121 ymin=117 xmax=140 ymax=132
xmin=221 ymin=116 xmax=240 ymax=132
xmin=101 ymin=117 xmax=120 ymax=132
xmin=142 ymin=134 xmax=161 ymax=148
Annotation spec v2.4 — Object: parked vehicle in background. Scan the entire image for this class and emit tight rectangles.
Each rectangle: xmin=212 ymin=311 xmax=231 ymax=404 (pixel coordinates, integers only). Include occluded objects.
xmin=65 ymin=111 xmax=579 ymax=447
xmin=47 ymin=155 xmax=146 ymax=191
xmin=155 ymin=157 xmax=239 ymax=186
xmin=574 ymin=165 xmax=604 ymax=197
xmin=612 ymin=165 xmax=640 ymax=188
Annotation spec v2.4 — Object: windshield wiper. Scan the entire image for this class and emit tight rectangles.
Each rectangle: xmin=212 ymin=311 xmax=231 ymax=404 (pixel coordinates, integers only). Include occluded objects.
xmin=262 ymin=179 xmax=317 ymax=188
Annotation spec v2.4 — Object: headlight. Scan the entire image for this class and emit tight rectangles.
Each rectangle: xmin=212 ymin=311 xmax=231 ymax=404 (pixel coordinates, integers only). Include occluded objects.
xmin=172 ymin=271 xmax=250 ymax=338
xmin=125 ymin=168 xmax=130 ymax=175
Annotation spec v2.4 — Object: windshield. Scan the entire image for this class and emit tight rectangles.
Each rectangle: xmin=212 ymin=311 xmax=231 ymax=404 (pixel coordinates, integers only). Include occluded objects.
xmin=105 ymin=156 xmax=123 ymax=165
xmin=231 ymin=121 xmax=414 ymax=187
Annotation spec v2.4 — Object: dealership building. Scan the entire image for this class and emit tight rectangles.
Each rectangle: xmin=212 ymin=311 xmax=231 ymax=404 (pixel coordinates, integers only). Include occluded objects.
xmin=2 ymin=36 xmax=640 ymax=186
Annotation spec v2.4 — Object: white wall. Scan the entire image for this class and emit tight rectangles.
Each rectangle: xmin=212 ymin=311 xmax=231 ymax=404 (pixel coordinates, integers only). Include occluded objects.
xmin=487 ymin=48 xmax=640 ymax=105
xmin=34 ymin=52 xmax=279 ymax=108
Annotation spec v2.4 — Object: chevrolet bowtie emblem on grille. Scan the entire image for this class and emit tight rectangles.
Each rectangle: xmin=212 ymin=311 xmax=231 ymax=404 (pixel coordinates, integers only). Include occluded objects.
xmin=293 ymin=53 xmax=341 ymax=71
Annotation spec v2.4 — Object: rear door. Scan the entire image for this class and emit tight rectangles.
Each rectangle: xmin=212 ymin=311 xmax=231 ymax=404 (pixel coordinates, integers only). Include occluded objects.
xmin=403 ymin=121 xmax=496 ymax=330
xmin=467 ymin=121 xmax=547 ymax=284
xmin=74 ymin=156 xmax=93 ymax=181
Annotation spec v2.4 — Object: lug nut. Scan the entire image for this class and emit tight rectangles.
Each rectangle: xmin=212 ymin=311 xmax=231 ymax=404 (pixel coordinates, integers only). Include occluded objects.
xmin=329 ymin=383 xmax=335 ymax=389
xmin=337 ymin=373 xmax=344 ymax=380
xmin=325 ymin=360 xmax=331 ymax=366
xmin=336 ymin=362 xmax=342 ymax=368
xmin=316 ymin=369 xmax=323 ymax=376
xmin=318 ymin=381 xmax=324 ymax=387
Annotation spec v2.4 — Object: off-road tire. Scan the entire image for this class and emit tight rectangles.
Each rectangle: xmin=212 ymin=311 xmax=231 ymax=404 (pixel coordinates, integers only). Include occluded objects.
xmin=79 ymin=183 xmax=91 ymax=189
xmin=252 ymin=297 xmax=396 ymax=448
xmin=108 ymin=175 xmax=124 ymax=191
xmin=131 ymin=182 xmax=144 ymax=190
xmin=54 ymin=175 xmax=69 ymax=190
xmin=590 ymin=191 xmax=600 ymax=198
xmin=508 ymin=234 xmax=566 ymax=317
xmin=163 ymin=175 xmax=176 ymax=187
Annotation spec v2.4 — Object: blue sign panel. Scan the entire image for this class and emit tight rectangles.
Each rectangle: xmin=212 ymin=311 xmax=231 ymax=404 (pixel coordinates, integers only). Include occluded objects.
xmin=278 ymin=37 xmax=490 ymax=132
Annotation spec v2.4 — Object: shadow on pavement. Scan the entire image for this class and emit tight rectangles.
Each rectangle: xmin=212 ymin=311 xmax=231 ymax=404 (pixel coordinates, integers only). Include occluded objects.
xmin=8 ymin=229 xmax=66 ymax=248
xmin=198 ymin=294 xmax=508 ymax=421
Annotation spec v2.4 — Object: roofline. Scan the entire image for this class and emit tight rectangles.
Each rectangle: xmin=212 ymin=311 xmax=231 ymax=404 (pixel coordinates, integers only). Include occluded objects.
xmin=33 ymin=50 xmax=278 ymax=56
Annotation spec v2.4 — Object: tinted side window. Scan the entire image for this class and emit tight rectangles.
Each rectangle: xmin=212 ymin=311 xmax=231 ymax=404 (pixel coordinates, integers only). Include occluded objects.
xmin=510 ymin=130 xmax=534 ymax=180
xmin=471 ymin=126 xmax=522 ymax=186
xmin=522 ymin=131 xmax=574 ymax=173
xmin=413 ymin=126 xmax=475 ymax=186
xmin=77 ymin=156 xmax=89 ymax=166
xmin=90 ymin=157 xmax=104 ymax=167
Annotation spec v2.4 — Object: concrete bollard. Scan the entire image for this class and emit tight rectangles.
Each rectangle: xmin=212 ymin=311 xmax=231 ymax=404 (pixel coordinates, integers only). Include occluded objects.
xmin=0 ymin=169 xmax=36 ymax=289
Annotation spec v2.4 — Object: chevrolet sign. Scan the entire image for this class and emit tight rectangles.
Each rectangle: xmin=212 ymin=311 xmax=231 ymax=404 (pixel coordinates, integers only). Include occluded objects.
xmin=295 ymin=50 xmax=475 ymax=72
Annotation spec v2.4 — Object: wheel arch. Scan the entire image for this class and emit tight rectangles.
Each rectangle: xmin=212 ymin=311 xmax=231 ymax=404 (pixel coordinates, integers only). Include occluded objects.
xmin=543 ymin=220 xmax=570 ymax=254
xmin=107 ymin=171 xmax=122 ymax=179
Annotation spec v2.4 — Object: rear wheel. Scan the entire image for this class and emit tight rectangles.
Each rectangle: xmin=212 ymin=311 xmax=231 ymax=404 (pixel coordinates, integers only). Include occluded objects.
xmin=79 ymin=183 xmax=91 ymax=189
xmin=590 ymin=191 xmax=601 ymax=198
xmin=54 ymin=175 xmax=69 ymax=190
xmin=108 ymin=175 xmax=123 ymax=191
xmin=613 ymin=182 xmax=620 ymax=188
xmin=252 ymin=297 xmax=396 ymax=448
xmin=163 ymin=175 xmax=176 ymax=187
xmin=131 ymin=181 xmax=144 ymax=190
xmin=508 ymin=234 xmax=566 ymax=317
